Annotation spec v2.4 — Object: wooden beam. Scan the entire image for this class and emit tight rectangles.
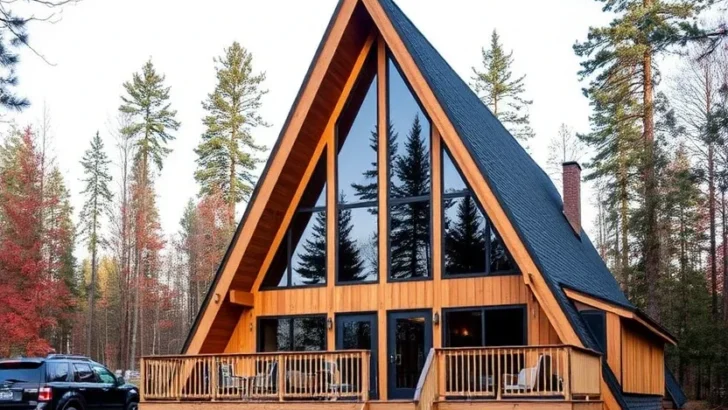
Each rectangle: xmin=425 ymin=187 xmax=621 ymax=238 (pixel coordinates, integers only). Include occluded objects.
xmin=564 ymin=289 xmax=633 ymax=318
xmin=229 ymin=290 xmax=254 ymax=307
xmin=361 ymin=0 xmax=581 ymax=347
xmin=375 ymin=35 xmax=388 ymax=401
xmin=184 ymin=0 xmax=361 ymax=355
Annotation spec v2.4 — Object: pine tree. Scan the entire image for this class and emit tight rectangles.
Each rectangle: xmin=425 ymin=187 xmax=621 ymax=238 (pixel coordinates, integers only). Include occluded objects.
xmin=79 ymin=131 xmax=113 ymax=358
xmin=351 ymin=123 xmax=397 ymax=203
xmin=390 ymin=115 xmax=431 ymax=279
xmin=445 ymin=196 xmax=485 ymax=273
xmin=294 ymin=211 xmax=327 ymax=285
xmin=119 ymin=59 xmax=178 ymax=370
xmin=574 ymin=0 xmax=704 ymax=320
xmin=338 ymin=204 xmax=367 ymax=282
xmin=471 ymin=30 xmax=534 ymax=145
xmin=195 ymin=42 xmax=269 ymax=224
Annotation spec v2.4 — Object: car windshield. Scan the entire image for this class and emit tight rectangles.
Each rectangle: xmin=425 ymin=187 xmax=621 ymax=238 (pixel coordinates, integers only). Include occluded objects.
xmin=0 ymin=362 xmax=43 ymax=384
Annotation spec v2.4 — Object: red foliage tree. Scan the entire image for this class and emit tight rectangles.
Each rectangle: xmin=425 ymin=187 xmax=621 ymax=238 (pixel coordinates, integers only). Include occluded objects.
xmin=0 ymin=128 xmax=69 ymax=356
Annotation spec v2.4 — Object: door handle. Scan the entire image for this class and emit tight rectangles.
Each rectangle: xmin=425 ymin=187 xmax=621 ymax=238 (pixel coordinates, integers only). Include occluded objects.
xmin=389 ymin=355 xmax=395 ymax=364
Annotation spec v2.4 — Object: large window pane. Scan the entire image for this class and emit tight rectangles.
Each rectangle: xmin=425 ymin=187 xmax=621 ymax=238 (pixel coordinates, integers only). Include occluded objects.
xmin=445 ymin=310 xmax=483 ymax=347
xmin=483 ymin=308 xmax=525 ymax=346
xmin=293 ymin=317 xmax=326 ymax=351
xmin=390 ymin=201 xmax=431 ymax=279
xmin=388 ymin=58 xmax=430 ymax=200
xmin=443 ymin=150 xmax=467 ymax=194
xmin=444 ymin=195 xmax=486 ymax=275
xmin=259 ymin=318 xmax=292 ymax=352
xmin=489 ymin=224 xmax=517 ymax=273
xmin=338 ymin=76 xmax=378 ymax=205
xmin=339 ymin=207 xmax=378 ymax=283
xmin=261 ymin=240 xmax=289 ymax=288
xmin=291 ymin=211 xmax=326 ymax=286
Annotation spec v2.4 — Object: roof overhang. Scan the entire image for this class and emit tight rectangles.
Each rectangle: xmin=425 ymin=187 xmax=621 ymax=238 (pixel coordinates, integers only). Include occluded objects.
xmin=564 ymin=287 xmax=677 ymax=345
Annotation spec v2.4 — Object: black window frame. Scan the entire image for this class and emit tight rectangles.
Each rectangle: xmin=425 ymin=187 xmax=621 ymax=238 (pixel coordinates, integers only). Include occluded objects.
xmin=256 ymin=314 xmax=328 ymax=352
xmin=580 ymin=309 xmax=607 ymax=358
xmin=260 ymin=152 xmax=328 ymax=291
xmin=441 ymin=305 xmax=528 ymax=348
xmin=385 ymin=52 xmax=435 ymax=284
xmin=441 ymin=146 xmax=520 ymax=279
xmin=334 ymin=48 xmax=380 ymax=286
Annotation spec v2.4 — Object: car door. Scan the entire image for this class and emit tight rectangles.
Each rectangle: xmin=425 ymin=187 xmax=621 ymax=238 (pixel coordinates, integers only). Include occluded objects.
xmin=46 ymin=362 xmax=73 ymax=410
xmin=92 ymin=365 xmax=125 ymax=410
xmin=73 ymin=362 xmax=102 ymax=409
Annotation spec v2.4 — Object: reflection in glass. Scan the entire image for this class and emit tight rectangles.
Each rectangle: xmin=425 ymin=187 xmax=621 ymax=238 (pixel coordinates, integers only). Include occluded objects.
xmin=339 ymin=77 xmax=378 ymax=204
xmin=490 ymin=224 xmax=517 ymax=273
xmin=394 ymin=317 xmax=426 ymax=389
xmin=315 ymin=182 xmax=327 ymax=208
xmin=338 ymin=207 xmax=378 ymax=282
xmin=444 ymin=196 xmax=486 ymax=275
xmin=483 ymin=308 xmax=525 ymax=346
xmin=261 ymin=239 xmax=289 ymax=288
xmin=390 ymin=202 xmax=431 ymax=279
xmin=443 ymin=150 xmax=467 ymax=194
xmin=259 ymin=317 xmax=326 ymax=352
xmin=291 ymin=211 xmax=326 ymax=286
xmin=342 ymin=321 xmax=372 ymax=350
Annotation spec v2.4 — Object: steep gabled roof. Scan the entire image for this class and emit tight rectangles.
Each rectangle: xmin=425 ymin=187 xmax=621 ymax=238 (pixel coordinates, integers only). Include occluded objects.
xmin=665 ymin=366 xmax=687 ymax=409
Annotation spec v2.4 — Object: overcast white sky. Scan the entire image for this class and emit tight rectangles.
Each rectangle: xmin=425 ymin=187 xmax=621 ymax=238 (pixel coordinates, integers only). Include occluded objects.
xmin=10 ymin=0 xmax=612 ymax=259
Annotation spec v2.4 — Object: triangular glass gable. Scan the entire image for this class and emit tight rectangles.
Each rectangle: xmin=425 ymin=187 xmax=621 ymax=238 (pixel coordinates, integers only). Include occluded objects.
xmin=442 ymin=149 xmax=518 ymax=276
xmin=335 ymin=47 xmax=379 ymax=284
xmin=261 ymin=150 xmax=327 ymax=288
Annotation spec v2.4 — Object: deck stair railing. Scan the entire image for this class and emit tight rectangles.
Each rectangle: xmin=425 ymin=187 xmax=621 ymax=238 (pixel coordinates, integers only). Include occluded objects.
xmin=436 ymin=345 xmax=601 ymax=401
xmin=140 ymin=350 xmax=370 ymax=402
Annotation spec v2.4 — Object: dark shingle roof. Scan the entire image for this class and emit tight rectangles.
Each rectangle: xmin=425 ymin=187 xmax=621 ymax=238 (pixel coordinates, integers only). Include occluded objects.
xmin=665 ymin=366 xmax=687 ymax=408
xmin=623 ymin=395 xmax=663 ymax=410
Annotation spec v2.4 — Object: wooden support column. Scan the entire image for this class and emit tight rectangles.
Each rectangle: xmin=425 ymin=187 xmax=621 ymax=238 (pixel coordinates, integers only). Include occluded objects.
xmin=376 ymin=35 xmax=389 ymax=401
xmin=327 ymin=130 xmax=336 ymax=351
xmin=432 ymin=128 xmax=442 ymax=348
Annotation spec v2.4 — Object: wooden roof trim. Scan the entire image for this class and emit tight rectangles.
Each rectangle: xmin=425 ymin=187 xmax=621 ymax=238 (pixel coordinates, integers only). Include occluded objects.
xmin=229 ymin=290 xmax=254 ymax=307
xmin=361 ymin=0 xmax=580 ymax=347
xmin=183 ymin=0 xmax=360 ymax=355
xmin=564 ymin=288 xmax=676 ymax=345
xmin=564 ymin=288 xmax=633 ymax=318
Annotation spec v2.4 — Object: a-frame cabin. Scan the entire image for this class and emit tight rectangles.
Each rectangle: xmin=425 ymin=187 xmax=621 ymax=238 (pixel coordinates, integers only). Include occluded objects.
xmin=139 ymin=1 xmax=686 ymax=409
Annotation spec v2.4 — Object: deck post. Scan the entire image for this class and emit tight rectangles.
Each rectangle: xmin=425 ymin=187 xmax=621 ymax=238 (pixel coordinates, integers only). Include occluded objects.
xmin=437 ymin=350 xmax=445 ymax=400
xmin=564 ymin=348 xmax=572 ymax=401
xmin=139 ymin=358 xmax=145 ymax=402
xmin=362 ymin=351 xmax=370 ymax=402
xmin=210 ymin=356 xmax=217 ymax=401
xmin=278 ymin=355 xmax=285 ymax=401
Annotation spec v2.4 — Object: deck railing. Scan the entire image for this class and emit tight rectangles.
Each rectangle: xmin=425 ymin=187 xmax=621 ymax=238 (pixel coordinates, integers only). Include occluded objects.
xmin=140 ymin=350 xmax=370 ymax=402
xmin=436 ymin=345 xmax=601 ymax=400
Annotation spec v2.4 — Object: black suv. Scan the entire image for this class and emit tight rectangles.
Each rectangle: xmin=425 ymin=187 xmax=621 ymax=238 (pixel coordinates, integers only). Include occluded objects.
xmin=0 ymin=355 xmax=138 ymax=410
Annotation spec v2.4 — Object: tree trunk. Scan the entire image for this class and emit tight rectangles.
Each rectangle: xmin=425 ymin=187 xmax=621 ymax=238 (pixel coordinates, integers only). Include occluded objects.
xmin=86 ymin=222 xmax=97 ymax=358
xmin=642 ymin=12 xmax=660 ymax=320
xmin=723 ymin=190 xmax=728 ymax=323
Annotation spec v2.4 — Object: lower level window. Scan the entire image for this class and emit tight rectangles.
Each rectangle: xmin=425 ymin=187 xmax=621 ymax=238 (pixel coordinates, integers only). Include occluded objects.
xmin=444 ymin=306 xmax=525 ymax=347
xmin=259 ymin=316 xmax=327 ymax=352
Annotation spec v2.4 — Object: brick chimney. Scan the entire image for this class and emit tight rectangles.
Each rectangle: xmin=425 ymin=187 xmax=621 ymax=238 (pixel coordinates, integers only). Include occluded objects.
xmin=562 ymin=161 xmax=582 ymax=234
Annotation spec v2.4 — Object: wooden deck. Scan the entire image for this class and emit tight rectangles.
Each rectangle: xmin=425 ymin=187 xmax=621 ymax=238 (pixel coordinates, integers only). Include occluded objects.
xmin=139 ymin=345 xmax=602 ymax=410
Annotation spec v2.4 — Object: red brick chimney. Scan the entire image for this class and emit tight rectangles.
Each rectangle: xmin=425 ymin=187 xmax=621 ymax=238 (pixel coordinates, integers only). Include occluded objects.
xmin=562 ymin=161 xmax=582 ymax=234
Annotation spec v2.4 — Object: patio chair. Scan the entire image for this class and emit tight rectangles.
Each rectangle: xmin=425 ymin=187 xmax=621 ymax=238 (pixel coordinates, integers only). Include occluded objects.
xmin=502 ymin=354 xmax=553 ymax=394
xmin=218 ymin=363 xmax=246 ymax=394
xmin=250 ymin=360 xmax=278 ymax=395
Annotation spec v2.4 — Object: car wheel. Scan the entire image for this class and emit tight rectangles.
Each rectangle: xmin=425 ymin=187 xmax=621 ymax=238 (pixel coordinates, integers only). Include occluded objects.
xmin=126 ymin=402 xmax=138 ymax=410
xmin=64 ymin=403 xmax=81 ymax=410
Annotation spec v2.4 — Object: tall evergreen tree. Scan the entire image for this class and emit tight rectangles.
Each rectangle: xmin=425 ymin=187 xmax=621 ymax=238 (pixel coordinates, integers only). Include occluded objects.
xmin=445 ymin=196 xmax=485 ymax=273
xmin=471 ymin=30 xmax=534 ymax=145
xmin=390 ymin=115 xmax=431 ymax=279
xmin=338 ymin=204 xmax=367 ymax=282
xmin=79 ymin=131 xmax=113 ymax=358
xmin=119 ymin=59 xmax=179 ymax=370
xmin=195 ymin=41 xmax=269 ymax=224
xmin=574 ymin=0 xmax=704 ymax=319
xmin=294 ymin=212 xmax=326 ymax=285
xmin=351 ymin=123 xmax=398 ymax=203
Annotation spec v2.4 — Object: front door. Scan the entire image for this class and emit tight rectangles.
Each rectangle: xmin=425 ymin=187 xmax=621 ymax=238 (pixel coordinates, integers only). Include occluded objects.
xmin=387 ymin=310 xmax=432 ymax=400
xmin=336 ymin=313 xmax=378 ymax=399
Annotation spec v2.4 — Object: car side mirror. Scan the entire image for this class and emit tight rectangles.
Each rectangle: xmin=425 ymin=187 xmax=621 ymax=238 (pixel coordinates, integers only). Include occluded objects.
xmin=116 ymin=376 xmax=125 ymax=386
